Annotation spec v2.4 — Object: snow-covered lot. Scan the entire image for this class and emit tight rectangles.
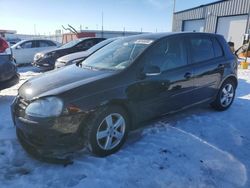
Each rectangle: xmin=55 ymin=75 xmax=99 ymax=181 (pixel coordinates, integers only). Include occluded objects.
xmin=1 ymin=66 xmax=250 ymax=188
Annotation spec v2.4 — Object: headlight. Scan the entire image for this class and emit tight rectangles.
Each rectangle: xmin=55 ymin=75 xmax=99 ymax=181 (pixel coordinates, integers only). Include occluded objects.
xmin=34 ymin=53 xmax=44 ymax=61
xmin=43 ymin=53 xmax=52 ymax=58
xmin=25 ymin=97 xmax=63 ymax=118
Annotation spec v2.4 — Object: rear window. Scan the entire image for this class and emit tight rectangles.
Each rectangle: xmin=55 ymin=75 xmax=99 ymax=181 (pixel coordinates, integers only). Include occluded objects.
xmin=190 ymin=37 xmax=214 ymax=63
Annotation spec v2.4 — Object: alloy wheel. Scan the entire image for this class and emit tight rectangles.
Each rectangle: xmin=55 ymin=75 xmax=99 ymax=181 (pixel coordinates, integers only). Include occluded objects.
xmin=220 ymin=83 xmax=234 ymax=107
xmin=96 ymin=113 xmax=126 ymax=150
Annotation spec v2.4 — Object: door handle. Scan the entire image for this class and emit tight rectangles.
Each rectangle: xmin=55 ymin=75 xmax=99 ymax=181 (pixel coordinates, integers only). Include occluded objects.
xmin=184 ymin=72 xmax=192 ymax=79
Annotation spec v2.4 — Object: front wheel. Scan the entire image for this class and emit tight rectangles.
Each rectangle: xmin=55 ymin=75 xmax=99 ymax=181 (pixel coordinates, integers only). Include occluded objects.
xmin=86 ymin=106 xmax=129 ymax=157
xmin=211 ymin=79 xmax=236 ymax=111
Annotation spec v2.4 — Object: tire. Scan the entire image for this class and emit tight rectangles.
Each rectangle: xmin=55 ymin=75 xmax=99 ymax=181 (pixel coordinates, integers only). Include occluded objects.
xmin=211 ymin=79 xmax=236 ymax=111
xmin=85 ymin=105 xmax=129 ymax=157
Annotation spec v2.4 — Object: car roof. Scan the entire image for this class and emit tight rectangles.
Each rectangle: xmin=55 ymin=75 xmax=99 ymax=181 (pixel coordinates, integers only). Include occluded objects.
xmin=12 ymin=39 xmax=59 ymax=47
xmin=77 ymin=37 xmax=106 ymax=41
xmin=122 ymin=32 xmax=222 ymax=41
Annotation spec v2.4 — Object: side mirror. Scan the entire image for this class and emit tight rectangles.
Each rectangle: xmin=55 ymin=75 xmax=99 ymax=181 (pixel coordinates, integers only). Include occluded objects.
xmin=144 ymin=65 xmax=161 ymax=76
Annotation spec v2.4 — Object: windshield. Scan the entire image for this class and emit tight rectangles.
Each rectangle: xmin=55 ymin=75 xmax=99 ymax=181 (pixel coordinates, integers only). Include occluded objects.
xmin=87 ymin=38 xmax=116 ymax=54
xmin=82 ymin=38 xmax=153 ymax=70
xmin=59 ymin=39 xmax=82 ymax=49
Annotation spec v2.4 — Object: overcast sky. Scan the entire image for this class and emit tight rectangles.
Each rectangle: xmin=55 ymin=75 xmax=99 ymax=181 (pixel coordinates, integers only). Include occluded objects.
xmin=0 ymin=0 xmax=215 ymax=35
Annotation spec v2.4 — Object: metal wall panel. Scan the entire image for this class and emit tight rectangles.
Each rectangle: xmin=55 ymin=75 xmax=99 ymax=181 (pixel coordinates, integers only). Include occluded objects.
xmin=172 ymin=0 xmax=250 ymax=33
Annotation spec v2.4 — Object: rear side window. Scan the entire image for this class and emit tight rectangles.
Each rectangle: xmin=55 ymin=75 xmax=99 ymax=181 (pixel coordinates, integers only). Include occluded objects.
xmin=213 ymin=38 xmax=224 ymax=57
xmin=38 ymin=40 xmax=56 ymax=47
xmin=189 ymin=37 xmax=214 ymax=63
xmin=76 ymin=40 xmax=95 ymax=50
xmin=39 ymin=41 xmax=50 ymax=47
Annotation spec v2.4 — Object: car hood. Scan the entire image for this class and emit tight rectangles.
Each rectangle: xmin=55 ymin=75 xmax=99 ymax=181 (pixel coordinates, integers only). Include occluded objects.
xmin=18 ymin=64 xmax=114 ymax=100
xmin=58 ymin=51 xmax=90 ymax=63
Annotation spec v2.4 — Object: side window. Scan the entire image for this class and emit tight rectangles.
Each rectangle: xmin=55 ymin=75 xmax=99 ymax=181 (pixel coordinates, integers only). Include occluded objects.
xmin=162 ymin=38 xmax=187 ymax=71
xmin=94 ymin=38 xmax=105 ymax=44
xmin=47 ymin=41 xmax=57 ymax=46
xmin=143 ymin=37 xmax=187 ymax=72
xmin=190 ymin=37 xmax=215 ymax=63
xmin=39 ymin=41 xmax=51 ymax=47
xmin=213 ymin=38 xmax=224 ymax=58
xmin=20 ymin=41 xmax=33 ymax=48
xmin=77 ymin=40 xmax=95 ymax=50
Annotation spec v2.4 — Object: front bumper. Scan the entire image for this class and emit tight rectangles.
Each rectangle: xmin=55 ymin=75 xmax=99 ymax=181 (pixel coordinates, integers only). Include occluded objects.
xmin=32 ymin=58 xmax=55 ymax=70
xmin=11 ymin=98 xmax=87 ymax=160
xmin=0 ymin=73 xmax=19 ymax=90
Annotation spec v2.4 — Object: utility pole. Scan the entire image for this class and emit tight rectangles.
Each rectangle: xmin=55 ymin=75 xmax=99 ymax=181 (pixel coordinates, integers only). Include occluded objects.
xmin=173 ymin=0 xmax=176 ymax=13
xmin=101 ymin=11 xmax=104 ymax=38
xmin=34 ymin=24 xmax=37 ymax=36
xmin=172 ymin=0 xmax=176 ymax=31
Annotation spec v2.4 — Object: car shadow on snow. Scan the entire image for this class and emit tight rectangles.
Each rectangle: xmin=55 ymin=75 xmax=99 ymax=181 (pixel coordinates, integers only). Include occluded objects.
xmin=108 ymin=77 xmax=250 ymax=187
xmin=124 ymin=77 xmax=250 ymax=187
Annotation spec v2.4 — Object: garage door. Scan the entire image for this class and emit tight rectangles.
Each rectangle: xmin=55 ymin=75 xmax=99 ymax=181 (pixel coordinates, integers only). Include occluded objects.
xmin=216 ymin=15 xmax=248 ymax=49
xmin=183 ymin=19 xmax=205 ymax=32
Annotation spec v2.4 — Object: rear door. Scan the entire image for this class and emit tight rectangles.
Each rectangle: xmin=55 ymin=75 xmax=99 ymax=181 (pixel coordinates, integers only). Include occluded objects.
xmin=131 ymin=36 xmax=195 ymax=120
xmin=36 ymin=40 xmax=56 ymax=53
xmin=188 ymin=35 xmax=225 ymax=102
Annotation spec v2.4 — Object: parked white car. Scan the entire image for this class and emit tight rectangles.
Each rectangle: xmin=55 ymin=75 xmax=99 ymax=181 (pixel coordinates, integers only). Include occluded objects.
xmin=11 ymin=39 xmax=60 ymax=65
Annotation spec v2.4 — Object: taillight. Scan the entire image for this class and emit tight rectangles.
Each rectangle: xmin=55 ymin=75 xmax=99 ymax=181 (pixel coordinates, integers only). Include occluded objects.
xmin=0 ymin=37 xmax=9 ymax=53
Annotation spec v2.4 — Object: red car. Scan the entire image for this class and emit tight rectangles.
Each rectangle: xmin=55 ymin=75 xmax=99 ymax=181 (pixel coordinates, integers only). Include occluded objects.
xmin=0 ymin=37 xmax=19 ymax=90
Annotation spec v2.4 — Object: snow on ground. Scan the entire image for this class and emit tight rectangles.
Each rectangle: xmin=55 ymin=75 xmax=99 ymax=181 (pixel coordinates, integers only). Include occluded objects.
xmin=1 ymin=66 xmax=250 ymax=188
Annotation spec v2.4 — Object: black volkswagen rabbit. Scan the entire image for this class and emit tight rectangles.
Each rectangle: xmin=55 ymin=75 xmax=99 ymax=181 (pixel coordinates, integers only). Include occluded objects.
xmin=12 ymin=32 xmax=237 ymax=162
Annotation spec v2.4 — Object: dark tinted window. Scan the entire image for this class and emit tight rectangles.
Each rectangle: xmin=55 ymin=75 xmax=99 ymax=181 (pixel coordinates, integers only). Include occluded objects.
xmin=93 ymin=38 xmax=105 ymax=44
xmin=143 ymin=37 xmax=187 ymax=72
xmin=39 ymin=41 xmax=51 ymax=47
xmin=213 ymin=38 xmax=223 ymax=57
xmin=76 ymin=40 xmax=95 ymax=50
xmin=190 ymin=37 xmax=214 ymax=63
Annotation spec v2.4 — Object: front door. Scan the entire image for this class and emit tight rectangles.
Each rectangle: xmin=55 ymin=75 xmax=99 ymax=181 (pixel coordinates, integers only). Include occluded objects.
xmin=130 ymin=36 xmax=196 ymax=121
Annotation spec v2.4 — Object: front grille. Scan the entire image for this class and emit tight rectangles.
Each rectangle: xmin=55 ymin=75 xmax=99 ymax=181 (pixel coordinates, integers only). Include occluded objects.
xmin=15 ymin=96 xmax=30 ymax=117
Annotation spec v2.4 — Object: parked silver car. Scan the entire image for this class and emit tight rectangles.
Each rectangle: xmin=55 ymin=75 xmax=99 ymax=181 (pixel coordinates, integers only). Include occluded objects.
xmin=12 ymin=39 xmax=60 ymax=65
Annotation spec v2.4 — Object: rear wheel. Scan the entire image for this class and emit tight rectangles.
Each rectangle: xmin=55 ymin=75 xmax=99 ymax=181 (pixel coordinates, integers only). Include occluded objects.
xmin=211 ymin=79 xmax=236 ymax=111
xmin=86 ymin=106 xmax=129 ymax=157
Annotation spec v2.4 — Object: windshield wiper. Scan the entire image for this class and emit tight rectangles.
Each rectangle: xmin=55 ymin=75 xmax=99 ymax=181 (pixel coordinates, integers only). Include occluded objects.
xmin=78 ymin=62 xmax=117 ymax=71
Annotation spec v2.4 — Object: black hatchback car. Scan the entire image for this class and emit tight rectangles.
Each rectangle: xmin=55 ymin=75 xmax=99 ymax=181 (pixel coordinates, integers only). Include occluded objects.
xmin=32 ymin=37 xmax=106 ymax=70
xmin=0 ymin=37 xmax=19 ymax=90
xmin=12 ymin=33 xmax=237 ymax=162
